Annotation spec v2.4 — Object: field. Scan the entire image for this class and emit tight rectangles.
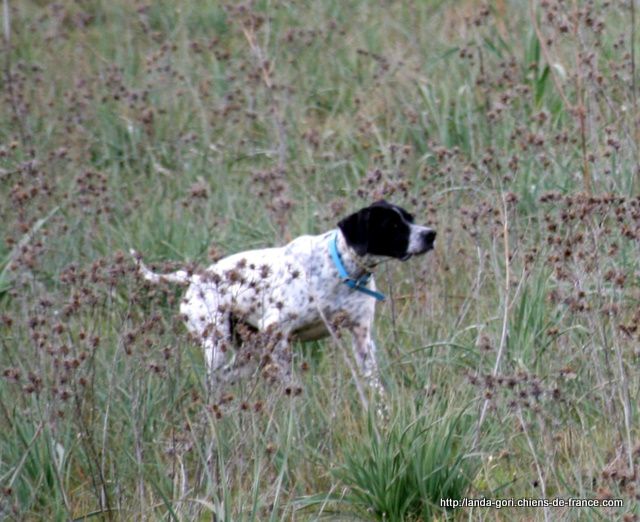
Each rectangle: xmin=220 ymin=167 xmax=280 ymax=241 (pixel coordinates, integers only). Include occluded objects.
xmin=1 ymin=0 xmax=639 ymax=520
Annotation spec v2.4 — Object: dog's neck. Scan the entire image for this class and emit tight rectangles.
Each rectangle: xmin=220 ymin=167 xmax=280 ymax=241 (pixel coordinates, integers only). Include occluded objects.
xmin=335 ymin=230 xmax=383 ymax=278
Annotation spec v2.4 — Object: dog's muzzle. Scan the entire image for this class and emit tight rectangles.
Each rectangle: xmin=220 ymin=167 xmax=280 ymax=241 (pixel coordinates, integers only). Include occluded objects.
xmin=421 ymin=229 xmax=437 ymax=252
xmin=407 ymin=227 xmax=437 ymax=257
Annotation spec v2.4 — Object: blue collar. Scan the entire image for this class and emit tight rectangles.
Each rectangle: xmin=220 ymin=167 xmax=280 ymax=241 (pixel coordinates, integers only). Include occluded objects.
xmin=329 ymin=231 xmax=385 ymax=301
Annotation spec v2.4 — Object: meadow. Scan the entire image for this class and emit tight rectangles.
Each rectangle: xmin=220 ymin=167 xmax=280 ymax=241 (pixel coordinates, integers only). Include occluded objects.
xmin=1 ymin=0 xmax=639 ymax=520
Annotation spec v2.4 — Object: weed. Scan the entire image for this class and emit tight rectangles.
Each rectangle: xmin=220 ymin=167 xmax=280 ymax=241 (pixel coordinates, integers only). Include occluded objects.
xmin=1 ymin=0 xmax=639 ymax=520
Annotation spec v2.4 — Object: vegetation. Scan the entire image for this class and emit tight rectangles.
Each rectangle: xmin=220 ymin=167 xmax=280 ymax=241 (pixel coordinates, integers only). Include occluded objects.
xmin=1 ymin=0 xmax=639 ymax=520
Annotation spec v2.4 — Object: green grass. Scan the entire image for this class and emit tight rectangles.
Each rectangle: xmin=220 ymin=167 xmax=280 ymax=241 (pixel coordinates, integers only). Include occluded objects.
xmin=312 ymin=404 xmax=479 ymax=521
xmin=1 ymin=0 xmax=639 ymax=520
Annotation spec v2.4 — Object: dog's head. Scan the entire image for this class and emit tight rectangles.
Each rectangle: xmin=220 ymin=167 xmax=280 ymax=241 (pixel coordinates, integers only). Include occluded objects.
xmin=337 ymin=200 xmax=436 ymax=260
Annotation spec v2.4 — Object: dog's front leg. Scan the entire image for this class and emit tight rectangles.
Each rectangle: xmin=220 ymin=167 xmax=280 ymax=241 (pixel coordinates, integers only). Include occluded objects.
xmin=350 ymin=325 xmax=385 ymax=398
xmin=258 ymin=320 xmax=301 ymax=394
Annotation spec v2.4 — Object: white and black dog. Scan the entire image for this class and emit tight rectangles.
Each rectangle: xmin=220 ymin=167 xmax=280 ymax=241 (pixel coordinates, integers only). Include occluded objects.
xmin=132 ymin=200 xmax=436 ymax=397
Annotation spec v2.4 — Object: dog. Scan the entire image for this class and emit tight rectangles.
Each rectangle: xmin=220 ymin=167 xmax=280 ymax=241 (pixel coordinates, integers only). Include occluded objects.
xmin=132 ymin=200 xmax=436 ymax=398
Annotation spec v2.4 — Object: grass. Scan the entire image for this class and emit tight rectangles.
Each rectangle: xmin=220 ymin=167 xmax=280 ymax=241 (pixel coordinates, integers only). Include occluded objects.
xmin=1 ymin=0 xmax=639 ymax=520
xmin=311 ymin=404 xmax=480 ymax=521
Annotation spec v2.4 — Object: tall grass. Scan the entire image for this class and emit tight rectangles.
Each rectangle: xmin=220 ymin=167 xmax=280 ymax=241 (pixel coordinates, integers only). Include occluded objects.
xmin=308 ymin=404 xmax=480 ymax=521
xmin=1 ymin=0 xmax=639 ymax=520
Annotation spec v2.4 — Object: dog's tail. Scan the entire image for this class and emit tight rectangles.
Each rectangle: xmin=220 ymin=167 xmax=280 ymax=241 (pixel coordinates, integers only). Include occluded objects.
xmin=130 ymin=249 xmax=192 ymax=285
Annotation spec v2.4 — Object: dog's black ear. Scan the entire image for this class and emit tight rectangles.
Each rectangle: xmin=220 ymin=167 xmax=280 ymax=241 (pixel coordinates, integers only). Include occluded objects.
xmin=338 ymin=208 xmax=370 ymax=256
xmin=371 ymin=199 xmax=390 ymax=207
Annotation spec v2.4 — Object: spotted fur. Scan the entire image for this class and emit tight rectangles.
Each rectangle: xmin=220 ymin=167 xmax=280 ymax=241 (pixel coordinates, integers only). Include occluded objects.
xmin=132 ymin=201 xmax=436 ymax=397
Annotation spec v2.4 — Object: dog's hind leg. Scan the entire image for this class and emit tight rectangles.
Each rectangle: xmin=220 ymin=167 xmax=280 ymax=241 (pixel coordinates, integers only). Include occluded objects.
xmin=182 ymin=306 xmax=230 ymax=385
xmin=202 ymin=331 xmax=228 ymax=374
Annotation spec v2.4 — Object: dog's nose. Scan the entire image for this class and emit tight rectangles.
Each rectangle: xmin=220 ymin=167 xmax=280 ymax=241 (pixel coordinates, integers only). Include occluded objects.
xmin=423 ymin=230 xmax=436 ymax=244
